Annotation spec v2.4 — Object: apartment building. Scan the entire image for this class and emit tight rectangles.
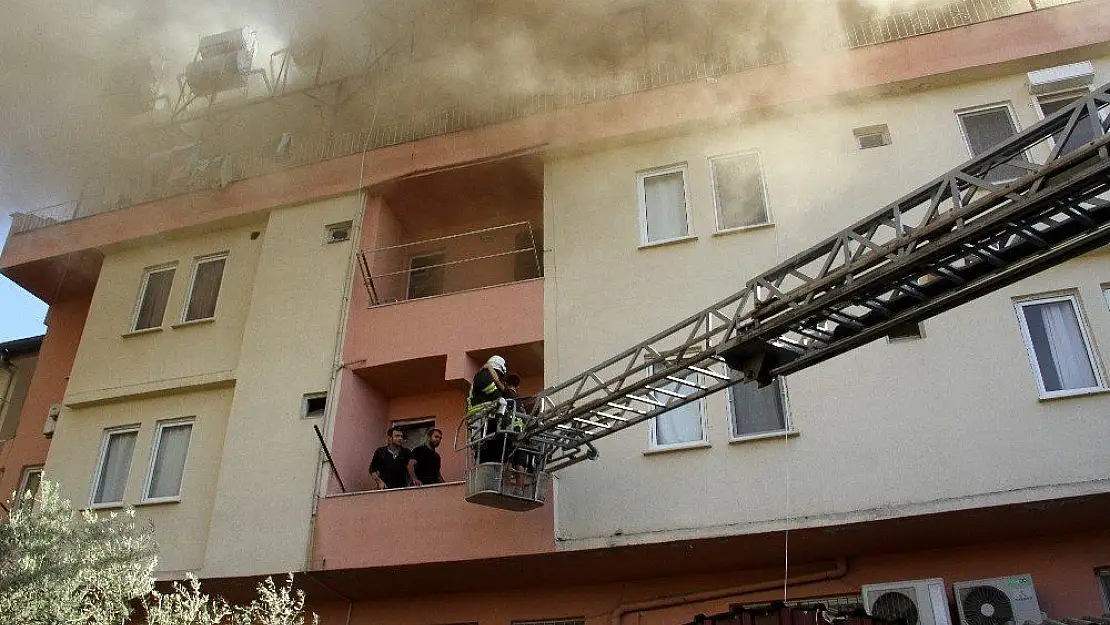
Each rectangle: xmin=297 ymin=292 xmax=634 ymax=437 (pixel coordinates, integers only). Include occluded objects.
xmin=1 ymin=0 xmax=1109 ymax=623
xmin=0 ymin=335 xmax=45 ymax=510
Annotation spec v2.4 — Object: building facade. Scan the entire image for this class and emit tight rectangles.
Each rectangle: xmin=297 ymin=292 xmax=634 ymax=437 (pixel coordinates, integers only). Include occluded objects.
xmin=2 ymin=0 xmax=1109 ymax=623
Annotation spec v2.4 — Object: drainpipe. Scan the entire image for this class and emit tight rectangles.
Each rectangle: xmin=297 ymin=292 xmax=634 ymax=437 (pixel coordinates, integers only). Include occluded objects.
xmin=610 ymin=556 xmax=849 ymax=625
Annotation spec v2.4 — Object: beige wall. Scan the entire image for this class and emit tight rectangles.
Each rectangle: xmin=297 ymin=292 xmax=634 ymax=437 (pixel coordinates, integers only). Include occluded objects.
xmin=201 ymin=194 xmax=360 ymax=577
xmin=544 ymin=58 xmax=1110 ymax=549
xmin=64 ymin=221 xmax=265 ymax=405
xmin=46 ymin=194 xmax=359 ymax=577
xmin=44 ymin=388 xmax=232 ymax=575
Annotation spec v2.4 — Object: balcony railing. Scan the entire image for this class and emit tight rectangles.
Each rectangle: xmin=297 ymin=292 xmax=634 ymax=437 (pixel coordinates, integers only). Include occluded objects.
xmin=7 ymin=0 xmax=1086 ymax=236
xmin=358 ymin=222 xmax=542 ymax=306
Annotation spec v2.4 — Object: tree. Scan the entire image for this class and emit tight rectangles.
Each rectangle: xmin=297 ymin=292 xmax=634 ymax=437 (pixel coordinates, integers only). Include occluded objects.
xmin=0 ymin=479 xmax=317 ymax=625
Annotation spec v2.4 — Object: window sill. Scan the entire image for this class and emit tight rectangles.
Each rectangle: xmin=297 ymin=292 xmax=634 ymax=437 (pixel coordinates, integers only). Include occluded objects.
xmin=121 ymin=327 xmax=163 ymax=339
xmin=713 ymin=222 xmax=774 ymax=237
xmin=729 ymin=429 xmax=798 ymax=445
xmin=135 ymin=497 xmax=182 ymax=507
xmin=171 ymin=317 xmax=216 ymax=330
xmin=87 ymin=502 xmax=125 ymax=511
xmin=1037 ymin=386 xmax=1110 ymax=401
xmin=638 ymin=234 xmax=698 ymax=250
xmin=643 ymin=440 xmax=711 ymax=456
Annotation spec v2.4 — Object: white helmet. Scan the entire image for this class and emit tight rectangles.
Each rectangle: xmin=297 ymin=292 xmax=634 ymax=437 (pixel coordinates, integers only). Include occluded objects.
xmin=488 ymin=355 xmax=507 ymax=374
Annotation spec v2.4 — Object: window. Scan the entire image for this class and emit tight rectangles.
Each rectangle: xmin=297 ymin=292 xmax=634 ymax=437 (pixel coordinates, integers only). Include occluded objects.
xmin=1036 ymin=89 xmax=1097 ymax=155
xmin=710 ymin=152 xmax=770 ymax=232
xmin=144 ymin=420 xmax=193 ymax=502
xmin=17 ymin=466 xmax=43 ymax=510
xmin=1014 ymin=294 xmax=1105 ymax=398
xmin=391 ymin=418 xmax=436 ymax=451
xmin=132 ymin=265 xmax=175 ymax=331
xmin=302 ymin=393 xmax=327 ymax=419
xmin=514 ymin=229 xmax=543 ymax=280
xmin=957 ymin=104 xmax=1031 ymax=183
xmin=325 ymin=221 xmax=352 ymax=244
xmin=406 ymin=251 xmax=446 ymax=299
xmin=91 ymin=427 xmax=139 ymax=506
xmin=182 ymin=254 xmax=227 ymax=322
xmin=853 ymin=124 xmax=891 ymax=149
xmin=1097 ymin=567 xmax=1110 ymax=611
xmin=887 ymin=321 xmax=924 ymax=342
xmin=638 ymin=165 xmax=691 ymax=244
xmin=728 ymin=377 xmax=789 ymax=439
xmin=647 ymin=365 xmax=706 ymax=449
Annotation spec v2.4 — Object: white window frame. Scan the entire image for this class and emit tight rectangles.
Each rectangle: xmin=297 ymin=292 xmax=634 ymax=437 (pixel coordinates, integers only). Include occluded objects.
xmin=1103 ymin=285 xmax=1110 ymax=312
xmin=180 ymin=252 xmax=229 ymax=323
xmin=1013 ymin=292 xmax=1106 ymax=399
xmin=17 ymin=466 xmax=43 ymax=509
xmin=89 ymin=425 xmax=140 ymax=508
xmin=1033 ymin=87 xmax=1094 ymax=151
xmin=131 ymin=263 xmax=177 ymax=331
xmin=709 ymin=151 xmax=773 ymax=234
xmin=1097 ymin=567 xmax=1110 ymax=612
xmin=142 ymin=418 xmax=194 ymax=504
xmin=646 ymin=366 xmax=709 ymax=452
xmin=725 ymin=376 xmax=794 ymax=442
xmin=955 ymin=102 xmax=1028 ymax=183
xmin=636 ymin=163 xmax=694 ymax=247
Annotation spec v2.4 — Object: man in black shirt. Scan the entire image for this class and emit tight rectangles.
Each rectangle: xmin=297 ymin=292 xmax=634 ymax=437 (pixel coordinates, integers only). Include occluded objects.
xmin=369 ymin=426 xmax=412 ymax=489
xmin=408 ymin=428 xmax=444 ymax=486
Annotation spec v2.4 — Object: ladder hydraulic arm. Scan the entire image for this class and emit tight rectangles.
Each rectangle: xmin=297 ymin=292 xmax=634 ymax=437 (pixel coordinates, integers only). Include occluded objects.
xmin=520 ymin=82 xmax=1110 ymax=472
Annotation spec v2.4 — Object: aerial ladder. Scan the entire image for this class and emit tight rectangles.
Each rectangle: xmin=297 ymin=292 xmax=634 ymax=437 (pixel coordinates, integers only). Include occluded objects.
xmin=459 ymin=82 xmax=1110 ymax=511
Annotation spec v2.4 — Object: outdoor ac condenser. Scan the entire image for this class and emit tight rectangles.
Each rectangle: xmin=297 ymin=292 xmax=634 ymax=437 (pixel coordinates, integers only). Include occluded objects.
xmin=952 ymin=574 xmax=1044 ymax=625
xmin=863 ymin=578 xmax=953 ymax=625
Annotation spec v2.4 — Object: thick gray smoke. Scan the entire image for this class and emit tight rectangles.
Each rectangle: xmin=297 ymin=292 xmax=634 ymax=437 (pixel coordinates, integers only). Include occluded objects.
xmin=0 ymin=0 xmax=935 ymax=219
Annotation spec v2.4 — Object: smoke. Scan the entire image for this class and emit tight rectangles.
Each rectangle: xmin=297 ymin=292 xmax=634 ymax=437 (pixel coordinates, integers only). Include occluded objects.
xmin=0 ymin=0 xmax=955 ymax=220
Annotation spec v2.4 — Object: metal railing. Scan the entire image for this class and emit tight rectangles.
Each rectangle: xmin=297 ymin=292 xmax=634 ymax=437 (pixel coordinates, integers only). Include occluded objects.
xmin=7 ymin=0 xmax=1086 ymax=235
xmin=357 ymin=222 xmax=542 ymax=306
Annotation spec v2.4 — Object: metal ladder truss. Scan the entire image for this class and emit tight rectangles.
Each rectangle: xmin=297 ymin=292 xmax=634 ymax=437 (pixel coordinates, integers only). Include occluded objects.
xmin=523 ymin=82 xmax=1110 ymax=473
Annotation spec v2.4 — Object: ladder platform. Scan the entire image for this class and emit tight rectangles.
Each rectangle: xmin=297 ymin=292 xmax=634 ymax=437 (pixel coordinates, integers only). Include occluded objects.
xmin=465 ymin=463 xmax=550 ymax=512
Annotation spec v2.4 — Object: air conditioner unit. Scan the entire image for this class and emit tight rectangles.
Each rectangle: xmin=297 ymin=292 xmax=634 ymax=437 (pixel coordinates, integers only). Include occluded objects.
xmin=863 ymin=578 xmax=953 ymax=625
xmin=1027 ymin=61 xmax=1094 ymax=95
xmin=953 ymin=574 xmax=1043 ymax=625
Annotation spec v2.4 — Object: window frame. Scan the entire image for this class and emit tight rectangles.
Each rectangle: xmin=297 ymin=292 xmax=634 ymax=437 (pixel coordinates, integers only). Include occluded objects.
xmin=390 ymin=417 xmax=437 ymax=451
xmin=141 ymin=418 xmax=195 ymax=504
xmin=645 ymin=365 xmax=709 ymax=452
xmin=709 ymin=151 xmax=773 ymax=234
xmin=725 ymin=375 xmax=794 ymax=442
xmin=17 ymin=465 xmax=43 ymax=510
xmin=89 ymin=425 xmax=140 ymax=509
xmin=180 ymin=252 xmax=229 ymax=323
xmin=1097 ymin=567 xmax=1110 ymax=612
xmin=302 ymin=392 xmax=328 ymax=419
xmin=954 ymin=102 xmax=1028 ymax=183
xmin=130 ymin=263 xmax=177 ymax=332
xmin=1013 ymin=292 xmax=1106 ymax=399
xmin=1033 ymin=87 xmax=1094 ymax=151
xmin=405 ymin=250 xmax=448 ymax=300
xmin=636 ymin=163 xmax=695 ymax=247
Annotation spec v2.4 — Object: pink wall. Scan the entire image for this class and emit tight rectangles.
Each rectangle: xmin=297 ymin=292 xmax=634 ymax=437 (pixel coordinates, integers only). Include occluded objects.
xmin=304 ymin=529 xmax=1110 ymax=625
xmin=312 ymin=480 xmax=555 ymax=570
xmin=329 ymin=369 xmax=389 ymax=494
xmin=0 ymin=296 xmax=90 ymax=513
xmin=346 ymin=279 xmax=544 ymax=382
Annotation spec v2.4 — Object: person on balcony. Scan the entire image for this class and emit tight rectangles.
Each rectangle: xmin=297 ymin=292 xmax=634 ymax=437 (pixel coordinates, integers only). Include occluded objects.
xmin=408 ymin=428 xmax=444 ymax=486
xmin=369 ymin=426 xmax=412 ymax=489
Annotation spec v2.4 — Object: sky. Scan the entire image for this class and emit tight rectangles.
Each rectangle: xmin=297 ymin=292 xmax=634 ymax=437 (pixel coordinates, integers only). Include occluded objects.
xmin=0 ymin=213 xmax=48 ymax=342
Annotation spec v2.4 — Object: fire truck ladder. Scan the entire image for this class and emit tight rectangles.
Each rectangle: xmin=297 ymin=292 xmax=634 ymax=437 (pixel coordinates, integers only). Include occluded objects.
xmin=522 ymin=82 xmax=1110 ymax=473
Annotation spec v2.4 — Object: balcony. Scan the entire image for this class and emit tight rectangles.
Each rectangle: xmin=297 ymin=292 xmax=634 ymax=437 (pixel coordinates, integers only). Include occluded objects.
xmin=312 ymin=481 xmax=554 ymax=571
